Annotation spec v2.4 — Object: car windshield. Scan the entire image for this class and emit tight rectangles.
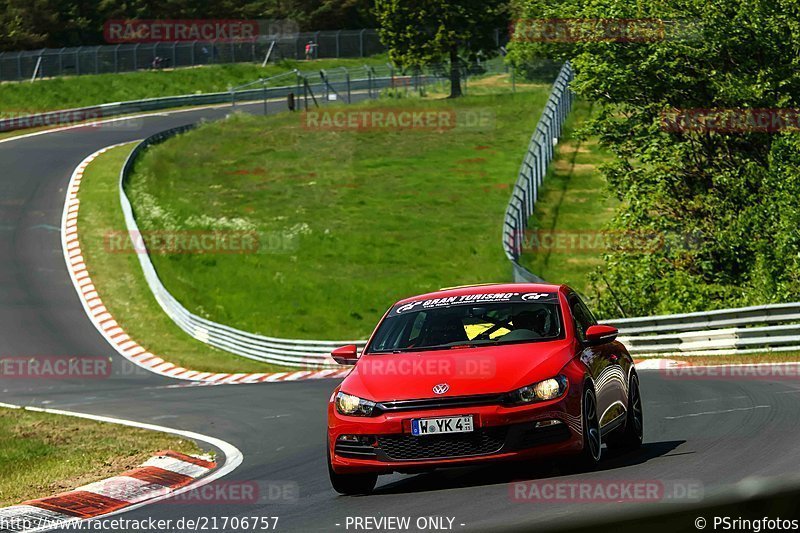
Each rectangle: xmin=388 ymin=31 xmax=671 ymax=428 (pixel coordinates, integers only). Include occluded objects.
xmin=367 ymin=291 xmax=563 ymax=353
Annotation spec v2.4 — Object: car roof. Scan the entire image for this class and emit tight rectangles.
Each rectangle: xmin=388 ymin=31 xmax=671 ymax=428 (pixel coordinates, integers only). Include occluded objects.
xmin=393 ymin=283 xmax=567 ymax=306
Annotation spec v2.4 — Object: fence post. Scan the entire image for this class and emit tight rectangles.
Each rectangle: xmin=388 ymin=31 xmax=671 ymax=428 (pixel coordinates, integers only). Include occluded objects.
xmin=314 ymin=32 xmax=320 ymax=58
xmin=335 ymin=30 xmax=341 ymax=57
xmin=172 ymin=42 xmax=177 ymax=67
xmin=133 ymin=43 xmax=139 ymax=70
xmin=94 ymin=46 xmax=99 ymax=74
xmin=58 ymin=48 xmax=64 ymax=77
xmin=511 ymin=65 xmax=516 ymax=93
xmin=76 ymin=46 xmax=82 ymax=75
xmin=359 ymin=29 xmax=366 ymax=57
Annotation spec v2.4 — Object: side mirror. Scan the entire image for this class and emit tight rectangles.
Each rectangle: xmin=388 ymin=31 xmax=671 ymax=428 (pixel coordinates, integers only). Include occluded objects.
xmin=585 ymin=325 xmax=618 ymax=346
xmin=331 ymin=344 xmax=359 ymax=365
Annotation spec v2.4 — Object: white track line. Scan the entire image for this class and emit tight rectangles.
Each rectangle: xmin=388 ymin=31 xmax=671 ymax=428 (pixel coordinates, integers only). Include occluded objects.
xmin=664 ymin=405 xmax=771 ymax=420
xmin=0 ymin=402 xmax=243 ymax=531
xmin=59 ymin=145 xmax=346 ymax=384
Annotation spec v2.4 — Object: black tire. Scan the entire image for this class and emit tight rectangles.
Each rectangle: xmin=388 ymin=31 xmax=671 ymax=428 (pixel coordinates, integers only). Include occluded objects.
xmin=607 ymin=373 xmax=644 ymax=450
xmin=327 ymin=447 xmax=377 ymax=495
xmin=576 ymin=386 xmax=603 ymax=470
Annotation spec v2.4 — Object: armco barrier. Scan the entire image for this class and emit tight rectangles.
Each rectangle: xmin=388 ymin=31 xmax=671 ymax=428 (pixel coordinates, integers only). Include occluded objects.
xmin=498 ymin=62 xmax=800 ymax=356
xmin=115 ymin=65 xmax=464 ymax=367
xmin=502 ymin=61 xmax=574 ymax=283
xmin=112 ymin=63 xmax=800 ymax=364
xmin=0 ymin=70 xmax=393 ymax=134
xmin=119 ymin=124 xmax=366 ymax=368
xmin=0 ymin=60 xmax=503 ymax=134
xmin=606 ymin=302 xmax=800 ymax=355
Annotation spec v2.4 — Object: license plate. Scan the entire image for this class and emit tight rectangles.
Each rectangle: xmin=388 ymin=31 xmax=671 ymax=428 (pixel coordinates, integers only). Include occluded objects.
xmin=411 ymin=415 xmax=473 ymax=436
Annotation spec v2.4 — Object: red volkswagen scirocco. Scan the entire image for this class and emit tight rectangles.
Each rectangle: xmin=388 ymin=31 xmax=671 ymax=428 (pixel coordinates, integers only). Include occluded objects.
xmin=327 ymin=283 xmax=642 ymax=494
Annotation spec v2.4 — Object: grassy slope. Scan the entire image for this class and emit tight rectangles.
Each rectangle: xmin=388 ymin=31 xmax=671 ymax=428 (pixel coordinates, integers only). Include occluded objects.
xmin=0 ymin=56 xmax=387 ymax=115
xmin=519 ymin=101 xmax=619 ymax=300
xmin=78 ymin=144 xmax=289 ymax=373
xmin=0 ymin=407 xmax=200 ymax=507
xmin=126 ymin=81 xmax=551 ymax=340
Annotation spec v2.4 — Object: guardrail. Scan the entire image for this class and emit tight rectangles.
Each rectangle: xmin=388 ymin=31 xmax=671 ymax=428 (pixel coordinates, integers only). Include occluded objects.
xmin=0 ymin=68 xmax=394 ymax=134
xmin=0 ymin=61 xmax=507 ymax=134
xmin=502 ymin=61 xmax=575 ymax=283
xmin=115 ymin=65 xmax=475 ymax=367
xmin=118 ymin=124 xmax=368 ymax=368
xmin=114 ymin=61 xmax=800 ymax=364
xmin=606 ymin=302 xmax=800 ymax=356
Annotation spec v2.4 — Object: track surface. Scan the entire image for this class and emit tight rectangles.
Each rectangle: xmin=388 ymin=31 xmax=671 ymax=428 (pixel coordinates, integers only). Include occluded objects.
xmin=2 ymin=102 xmax=800 ymax=532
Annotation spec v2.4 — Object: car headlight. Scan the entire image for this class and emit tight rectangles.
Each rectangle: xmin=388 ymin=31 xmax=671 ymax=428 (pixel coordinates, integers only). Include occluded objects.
xmin=335 ymin=391 xmax=376 ymax=416
xmin=508 ymin=375 xmax=568 ymax=404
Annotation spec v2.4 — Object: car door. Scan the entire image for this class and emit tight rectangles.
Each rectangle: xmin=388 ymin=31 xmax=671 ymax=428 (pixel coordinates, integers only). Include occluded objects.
xmin=568 ymin=293 xmax=626 ymax=431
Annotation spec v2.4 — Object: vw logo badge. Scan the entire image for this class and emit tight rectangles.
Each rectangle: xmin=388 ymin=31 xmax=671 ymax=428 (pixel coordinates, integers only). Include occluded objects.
xmin=432 ymin=383 xmax=450 ymax=395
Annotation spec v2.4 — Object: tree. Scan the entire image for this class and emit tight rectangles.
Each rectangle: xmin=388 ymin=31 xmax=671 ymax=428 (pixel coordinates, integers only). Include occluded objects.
xmin=374 ymin=0 xmax=508 ymax=98
xmin=508 ymin=0 xmax=800 ymax=317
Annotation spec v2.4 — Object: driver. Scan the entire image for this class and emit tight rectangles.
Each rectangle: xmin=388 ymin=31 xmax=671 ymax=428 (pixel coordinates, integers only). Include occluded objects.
xmin=513 ymin=309 xmax=548 ymax=336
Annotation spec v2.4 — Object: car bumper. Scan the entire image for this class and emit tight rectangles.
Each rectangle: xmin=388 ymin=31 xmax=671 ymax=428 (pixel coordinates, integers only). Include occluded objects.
xmin=328 ymin=392 xmax=583 ymax=474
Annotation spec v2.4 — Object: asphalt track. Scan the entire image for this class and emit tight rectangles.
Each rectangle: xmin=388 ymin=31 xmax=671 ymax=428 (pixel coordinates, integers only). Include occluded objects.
xmin=2 ymin=101 xmax=800 ymax=532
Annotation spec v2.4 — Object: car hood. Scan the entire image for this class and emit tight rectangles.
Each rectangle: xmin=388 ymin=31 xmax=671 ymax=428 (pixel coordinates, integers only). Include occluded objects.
xmin=340 ymin=340 xmax=575 ymax=402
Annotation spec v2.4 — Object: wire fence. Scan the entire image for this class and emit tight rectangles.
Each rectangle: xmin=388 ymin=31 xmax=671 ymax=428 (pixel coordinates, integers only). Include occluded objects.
xmin=0 ymin=29 xmax=385 ymax=82
xmin=502 ymin=61 xmax=575 ymax=283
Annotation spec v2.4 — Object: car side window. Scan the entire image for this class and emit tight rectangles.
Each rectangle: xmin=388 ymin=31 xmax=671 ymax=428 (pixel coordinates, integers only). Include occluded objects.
xmin=569 ymin=295 xmax=596 ymax=343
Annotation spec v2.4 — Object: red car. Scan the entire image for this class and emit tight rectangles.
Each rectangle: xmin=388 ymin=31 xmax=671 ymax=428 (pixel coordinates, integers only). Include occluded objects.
xmin=327 ymin=283 xmax=642 ymax=495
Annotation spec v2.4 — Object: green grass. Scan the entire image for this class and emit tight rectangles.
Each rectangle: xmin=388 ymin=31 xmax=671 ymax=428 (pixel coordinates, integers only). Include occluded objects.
xmin=0 ymin=407 xmax=201 ymax=507
xmin=0 ymin=56 xmax=388 ymax=115
xmin=126 ymin=88 xmax=551 ymax=340
xmin=519 ymin=100 xmax=618 ymax=297
xmin=78 ymin=144 xmax=291 ymax=373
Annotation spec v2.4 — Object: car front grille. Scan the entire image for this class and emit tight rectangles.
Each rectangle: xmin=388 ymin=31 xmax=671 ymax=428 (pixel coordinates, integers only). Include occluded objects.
xmin=374 ymin=394 xmax=505 ymax=414
xmin=377 ymin=427 xmax=508 ymax=461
